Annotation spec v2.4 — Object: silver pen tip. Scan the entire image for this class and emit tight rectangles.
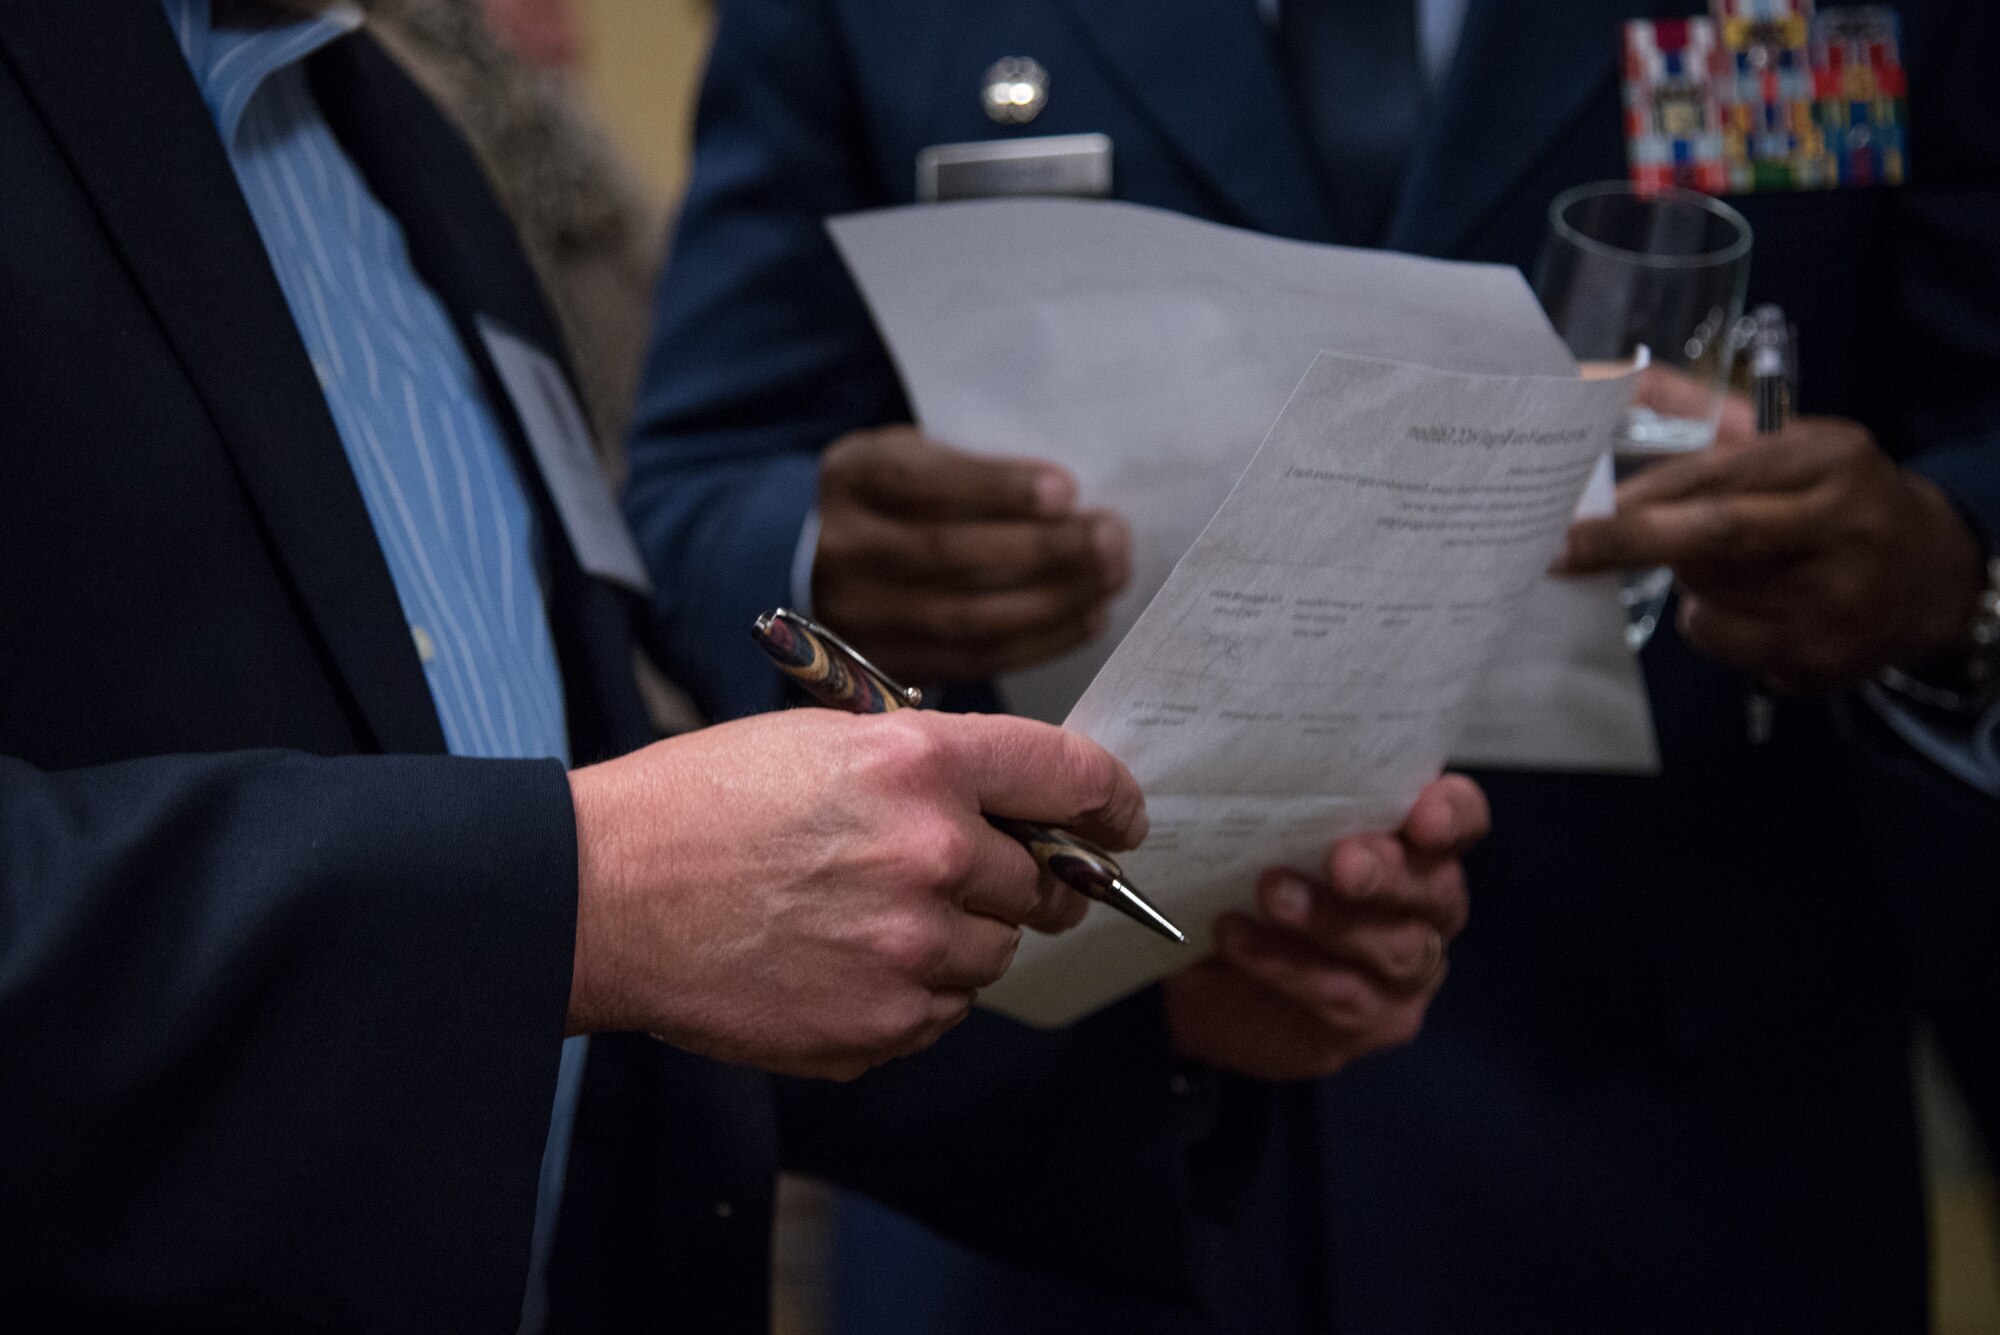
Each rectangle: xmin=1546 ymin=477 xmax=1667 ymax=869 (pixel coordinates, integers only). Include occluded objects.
xmin=1108 ymin=878 xmax=1187 ymax=945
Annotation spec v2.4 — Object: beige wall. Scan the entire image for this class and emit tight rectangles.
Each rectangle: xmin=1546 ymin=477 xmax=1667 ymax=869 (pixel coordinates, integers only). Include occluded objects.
xmin=573 ymin=0 xmax=714 ymax=209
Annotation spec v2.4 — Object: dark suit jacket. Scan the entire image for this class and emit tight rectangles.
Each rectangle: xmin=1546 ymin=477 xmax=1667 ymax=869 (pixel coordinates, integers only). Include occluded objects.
xmin=0 ymin=4 xmax=1240 ymax=1330
xmin=626 ymin=0 xmax=2000 ymax=1331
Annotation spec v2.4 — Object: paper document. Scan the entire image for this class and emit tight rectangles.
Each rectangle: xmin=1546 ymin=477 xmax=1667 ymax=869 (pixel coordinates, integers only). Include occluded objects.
xmin=1450 ymin=456 xmax=1657 ymax=772
xmin=828 ymin=199 xmax=1654 ymax=777
xmin=979 ymin=352 xmax=1636 ymax=1026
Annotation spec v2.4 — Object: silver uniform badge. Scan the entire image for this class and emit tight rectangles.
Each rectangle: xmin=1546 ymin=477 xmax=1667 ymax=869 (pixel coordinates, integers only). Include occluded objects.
xmin=983 ymin=57 xmax=1050 ymax=125
xmin=916 ymin=133 xmax=1113 ymax=202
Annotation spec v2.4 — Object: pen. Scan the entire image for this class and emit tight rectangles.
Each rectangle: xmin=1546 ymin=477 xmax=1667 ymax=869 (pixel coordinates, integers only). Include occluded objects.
xmin=1745 ymin=304 xmax=1794 ymax=746
xmin=751 ymin=607 xmax=1186 ymax=944
xmin=1749 ymin=303 xmax=1794 ymax=437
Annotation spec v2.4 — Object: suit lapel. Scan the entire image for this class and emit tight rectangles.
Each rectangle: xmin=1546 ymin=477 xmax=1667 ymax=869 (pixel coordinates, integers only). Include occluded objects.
xmin=1389 ymin=0 xmax=1653 ymax=257
xmin=1050 ymin=0 xmax=1338 ymax=241
xmin=0 ymin=0 xmax=448 ymax=755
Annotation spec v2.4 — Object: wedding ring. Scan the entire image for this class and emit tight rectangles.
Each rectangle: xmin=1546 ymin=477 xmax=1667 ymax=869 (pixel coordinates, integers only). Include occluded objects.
xmin=1415 ymin=927 xmax=1447 ymax=987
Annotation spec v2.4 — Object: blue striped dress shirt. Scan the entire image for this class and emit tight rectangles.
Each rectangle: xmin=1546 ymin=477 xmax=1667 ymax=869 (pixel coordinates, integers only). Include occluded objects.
xmin=162 ymin=3 xmax=588 ymax=1328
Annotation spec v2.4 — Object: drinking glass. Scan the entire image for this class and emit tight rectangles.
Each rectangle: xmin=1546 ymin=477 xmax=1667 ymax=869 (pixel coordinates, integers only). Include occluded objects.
xmin=1533 ymin=181 xmax=1753 ymax=649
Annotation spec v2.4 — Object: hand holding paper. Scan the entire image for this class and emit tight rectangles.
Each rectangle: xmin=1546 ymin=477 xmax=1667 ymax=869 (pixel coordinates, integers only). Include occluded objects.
xmin=1164 ymin=774 xmax=1485 ymax=1082
xmin=980 ymin=351 xmax=1635 ymax=1025
xmin=812 ymin=426 xmax=1131 ymax=685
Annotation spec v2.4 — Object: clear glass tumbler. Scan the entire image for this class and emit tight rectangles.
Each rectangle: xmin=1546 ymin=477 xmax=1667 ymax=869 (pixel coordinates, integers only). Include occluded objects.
xmin=1533 ymin=182 xmax=1753 ymax=649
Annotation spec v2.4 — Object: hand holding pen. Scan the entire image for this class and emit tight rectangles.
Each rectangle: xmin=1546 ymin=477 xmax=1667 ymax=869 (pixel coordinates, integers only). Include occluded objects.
xmin=753 ymin=608 xmax=1185 ymax=943
xmin=564 ymin=689 xmax=1149 ymax=1080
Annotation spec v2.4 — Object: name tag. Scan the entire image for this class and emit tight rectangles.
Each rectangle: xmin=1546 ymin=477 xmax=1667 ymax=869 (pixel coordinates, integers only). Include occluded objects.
xmin=477 ymin=317 xmax=653 ymax=596
xmin=917 ymin=133 xmax=1113 ymax=203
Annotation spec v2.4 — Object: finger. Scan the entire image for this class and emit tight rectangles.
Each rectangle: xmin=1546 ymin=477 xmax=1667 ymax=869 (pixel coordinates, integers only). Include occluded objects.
xmin=1215 ymin=915 xmax=1442 ymax=1019
xmin=1252 ymin=880 xmax=1450 ymax=991
xmin=954 ymin=819 xmax=1085 ymax=933
xmin=1333 ymin=850 xmax=1469 ymax=935
xmin=1264 ymin=855 xmax=1466 ymax=941
xmin=1314 ymin=916 xmax=1447 ymax=995
xmin=1612 ymin=419 xmax=1868 ymax=510
xmin=961 ymin=826 xmax=1043 ymax=933
xmin=1635 ymin=365 xmax=1755 ymax=442
xmin=1610 ymin=447 xmax=1771 ymax=509
xmin=924 ymin=908 xmax=1025 ymax=991
xmin=828 ymin=429 xmax=1078 ymax=522
xmin=1162 ymin=957 xmax=1374 ymax=1082
xmin=870 ymin=609 xmax=1111 ymax=684
xmin=813 ymin=986 xmax=976 ymax=1078
xmin=939 ymin=714 xmax=1148 ymax=852
xmin=1215 ymin=916 xmax=1381 ymax=1018
xmin=1711 ymin=396 xmax=1760 ymax=447
xmin=858 ymin=572 xmax=1122 ymax=647
xmin=890 ymin=989 xmax=978 ymax=1062
xmin=1021 ymin=871 xmax=1093 ymax=936
xmin=851 ymin=509 xmax=1131 ymax=592
xmin=1399 ymin=774 xmax=1491 ymax=859
xmin=1558 ymin=492 xmax=1821 ymax=574
xmin=1667 ymin=555 xmax=1820 ymax=618
xmin=1674 ymin=593 xmax=1789 ymax=675
xmin=1677 ymin=592 xmax=1856 ymax=686
xmin=1323 ymin=838 xmax=1387 ymax=903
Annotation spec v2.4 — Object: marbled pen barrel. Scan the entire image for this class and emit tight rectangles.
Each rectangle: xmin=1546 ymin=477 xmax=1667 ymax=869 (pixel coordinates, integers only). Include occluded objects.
xmin=753 ymin=612 xmax=906 ymax=715
xmin=985 ymin=816 xmax=1121 ymax=895
xmin=986 ymin=818 xmax=1183 ymax=942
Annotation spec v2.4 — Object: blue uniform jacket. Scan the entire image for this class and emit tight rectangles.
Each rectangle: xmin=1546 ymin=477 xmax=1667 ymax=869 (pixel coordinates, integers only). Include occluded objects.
xmin=626 ymin=0 xmax=2000 ymax=1331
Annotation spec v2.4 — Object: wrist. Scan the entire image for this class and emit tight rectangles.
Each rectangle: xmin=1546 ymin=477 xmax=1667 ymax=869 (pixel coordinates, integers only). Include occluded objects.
xmin=1903 ymin=475 xmax=1990 ymax=664
xmin=565 ymin=765 xmax=625 ymax=1036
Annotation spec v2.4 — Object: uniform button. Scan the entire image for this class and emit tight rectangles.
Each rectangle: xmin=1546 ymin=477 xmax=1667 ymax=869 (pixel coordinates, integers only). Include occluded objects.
xmin=1168 ymin=1073 xmax=1193 ymax=1097
xmin=983 ymin=56 xmax=1050 ymax=125
xmin=412 ymin=626 xmax=437 ymax=662
xmin=713 ymin=1200 xmax=735 ymax=1219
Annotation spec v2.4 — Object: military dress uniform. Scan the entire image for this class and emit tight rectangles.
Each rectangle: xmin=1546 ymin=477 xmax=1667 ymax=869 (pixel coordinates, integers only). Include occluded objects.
xmin=624 ymin=1 xmax=2000 ymax=1331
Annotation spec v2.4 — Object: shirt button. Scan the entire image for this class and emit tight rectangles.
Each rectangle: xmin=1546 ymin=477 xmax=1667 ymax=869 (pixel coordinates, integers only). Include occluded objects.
xmin=412 ymin=626 xmax=437 ymax=662
xmin=713 ymin=1200 xmax=735 ymax=1219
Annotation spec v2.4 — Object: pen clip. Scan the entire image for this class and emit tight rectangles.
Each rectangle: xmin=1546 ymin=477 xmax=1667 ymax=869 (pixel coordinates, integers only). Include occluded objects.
xmin=760 ymin=608 xmax=925 ymax=710
xmin=1735 ymin=303 xmax=1795 ymax=436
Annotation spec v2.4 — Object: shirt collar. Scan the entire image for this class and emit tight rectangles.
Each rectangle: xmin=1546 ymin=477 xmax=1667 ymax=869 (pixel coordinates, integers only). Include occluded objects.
xmin=160 ymin=0 xmax=365 ymax=145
